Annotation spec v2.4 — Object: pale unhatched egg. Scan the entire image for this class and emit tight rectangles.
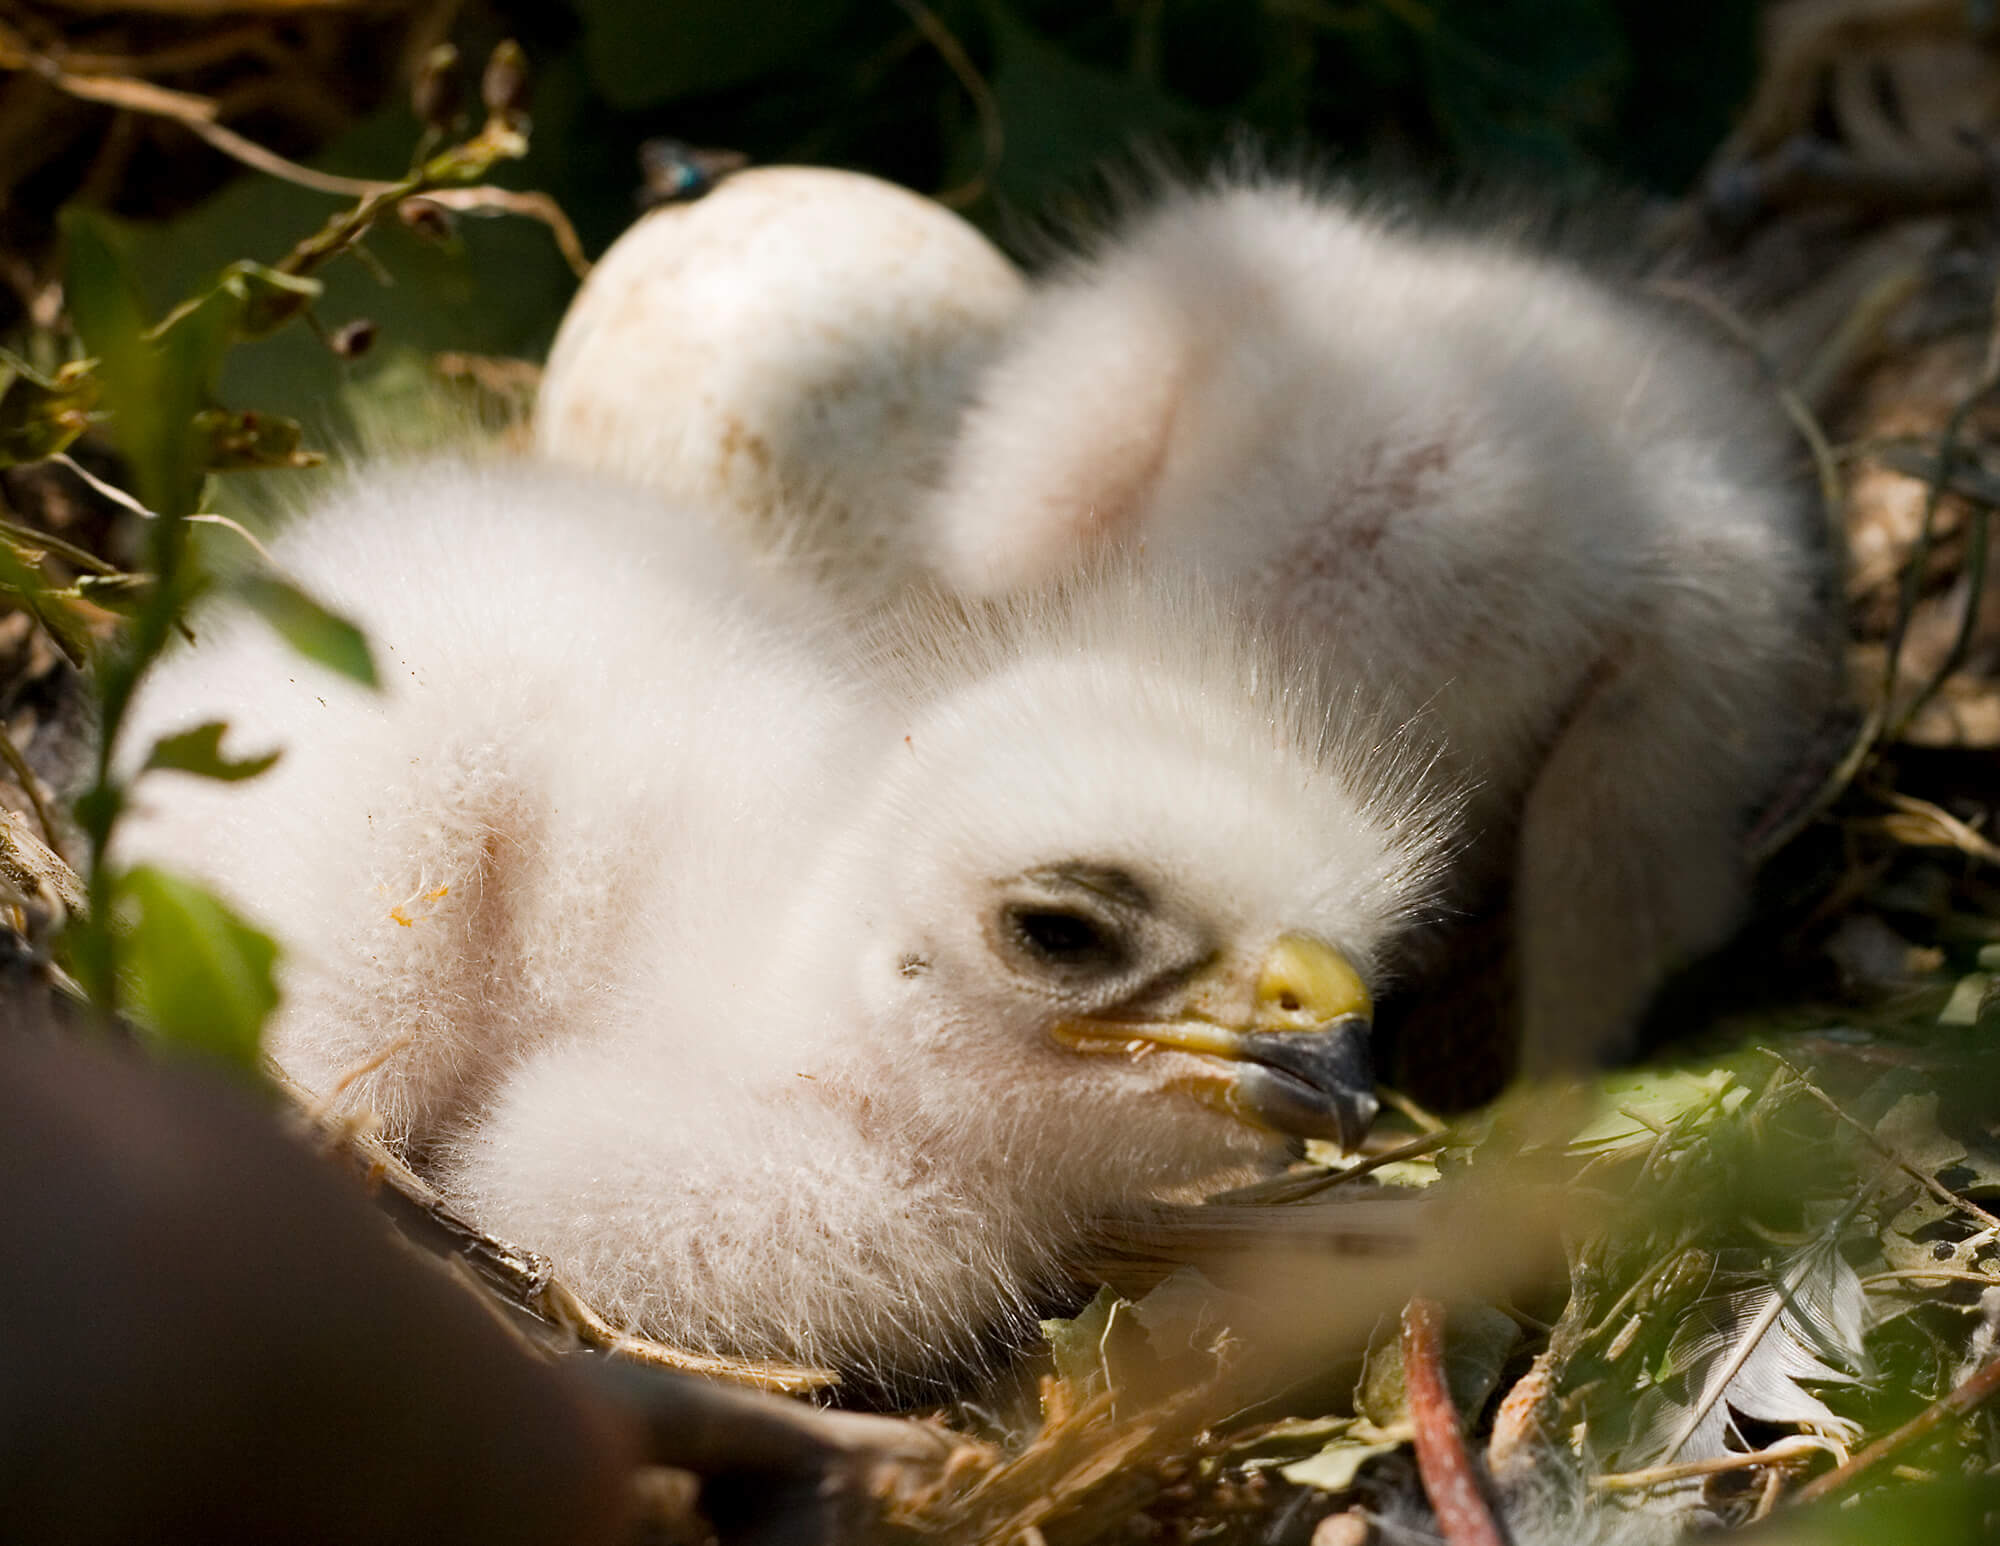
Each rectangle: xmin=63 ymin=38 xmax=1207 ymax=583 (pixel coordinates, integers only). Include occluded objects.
xmin=534 ymin=166 xmax=1025 ymax=598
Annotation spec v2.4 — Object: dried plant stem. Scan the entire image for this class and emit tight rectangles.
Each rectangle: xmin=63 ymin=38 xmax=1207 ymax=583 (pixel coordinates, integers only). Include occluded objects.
xmin=1872 ymin=787 xmax=2000 ymax=865
xmin=1879 ymin=299 xmax=2000 ymax=742
xmin=0 ymin=514 xmax=118 ymax=576
xmin=1402 ymin=1298 xmax=1507 ymax=1546
xmin=0 ymin=722 xmax=59 ymax=853
xmin=0 ymin=20 xmax=379 ymax=196
xmin=1 ymin=27 xmax=588 ymax=275
xmin=1860 ymin=1268 xmax=2000 ymax=1289
xmin=535 ymin=1278 xmax=837 ymax=1395
xmin=1762 ymin=1050 xmax=2000 ymax=1232
xmin=1593 ymin=1433 xmax=1826 ymax=1492
xmin=422 ymin=185 xmax=592 ymax=279
xmin=179 ymin=113 xmax=382 ymax=197
xmin=1792 ymin=1352 xmax=2000 ymax=1506
xmin=891 ymin=0 xmax=1002 ymax=210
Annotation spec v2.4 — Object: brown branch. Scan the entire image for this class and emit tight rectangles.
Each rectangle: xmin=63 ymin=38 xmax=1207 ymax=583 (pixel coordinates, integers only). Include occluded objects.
xmin=423 ymin=185 xmax=592 ymax=279
xmin=180 ymin=112 xmax=384 ymax=197
xmin=41 ymin=22 xmax=281 ymax=79
xmin=1593 ymin=1434 xmax=1825 ymax=1492
xmin=891 ymin=0 xmax=1003 ymax=210
xmin=0 ymin=19 xmax=386 ymax=197
xmin=1402 ymin=1298 xmax=1508 ymax=1546
xmin=1792 ymin=1352 xmax=2000 ymax=1506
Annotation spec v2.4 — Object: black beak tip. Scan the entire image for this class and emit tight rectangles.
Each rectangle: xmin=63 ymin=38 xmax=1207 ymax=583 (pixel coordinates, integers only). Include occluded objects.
xmin=1237 ymin=1016 xmax=1378 ymax=1150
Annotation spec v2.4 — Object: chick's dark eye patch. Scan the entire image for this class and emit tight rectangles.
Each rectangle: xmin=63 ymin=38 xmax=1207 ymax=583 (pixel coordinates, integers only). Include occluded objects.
xmin=1007 ymin=906 xmax=1126 ymax=970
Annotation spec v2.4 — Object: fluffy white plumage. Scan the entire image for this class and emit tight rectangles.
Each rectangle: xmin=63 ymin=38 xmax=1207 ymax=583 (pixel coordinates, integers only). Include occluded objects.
xmin=116 ymin=457 xmax=1453 ymax=1381
xmin=925 ymin=178 xmax=1836 ymax=1074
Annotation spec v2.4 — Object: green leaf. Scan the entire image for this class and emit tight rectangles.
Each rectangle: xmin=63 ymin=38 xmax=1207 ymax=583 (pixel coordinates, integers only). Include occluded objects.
xmin=118 ymin=864 xmax=281 ymax=1070
xmin=1355 ymin=1302 xmax=1520 ymax=1434
xmin=62 ymin=210 xmax=233 ymax=522
xmin=1038 ymin=1270 xmax=1234 ymax=1412
xmin=0 ymin=352 xmax=98 ymax=467
xmin=1939 ymin=972 xmax=1999 ymax=1027
xmin=142 ymin=721 xmax=282 ymax=783
xmin=1566 ymin=1067 xmax=1745 ymax=1156
xmin=193 ymin=407 xmax=323 ymax=472
xmin=0 ymin=541 xmax=95 ymax=665
xmin=233 ymin=572 xmax=378 ymax=687
xmin=71 ymin=571 xmax=157 ymax=619
xmin=220 ymin=261 xmax=323 ymax=340
xmin=1278 ymin=1429 xmax=1405 ymax=1493
xmin=1041 ymin=1285 xmax=1140 ymax=1400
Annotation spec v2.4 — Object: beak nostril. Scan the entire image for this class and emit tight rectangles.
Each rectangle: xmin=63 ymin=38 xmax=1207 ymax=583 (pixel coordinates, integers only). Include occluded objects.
xmin=1257 ymin=934 xmax=1371 ymax=1025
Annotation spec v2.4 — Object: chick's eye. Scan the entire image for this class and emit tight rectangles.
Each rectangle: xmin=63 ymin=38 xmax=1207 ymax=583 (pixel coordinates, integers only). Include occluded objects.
xmin=1006 ymin=907 xmax=1126 ymax=973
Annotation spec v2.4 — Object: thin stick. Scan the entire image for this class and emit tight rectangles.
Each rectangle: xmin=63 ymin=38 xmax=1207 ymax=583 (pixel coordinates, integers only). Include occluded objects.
xmin=1593 ymin=1433 xmax=1826 ymax=1491
xmin=5 ymin=27 xmax=588 ymax=281
xmin=55 ymin=453 xmax=276 ymax=562
xmin=1377 ymin=1083 xmax=1447 ymax=1134
xmin=179 ymin=112 xmax=384 ymax=197
xmin=1792 ymin=1352 xmax=2000 ymax=1505
xmin=0 ymin=515 xmax=119 ymax=576
xmin=52 ymin=452 xmax=157 ymax=521
xmin=1891 ymin=499 xmax=1992 ymax=740
xmin=536 ymin=1277 xmax=838 ymax=1395
xmin=1861 ymin=1269 xmax=2000 ymax=1289
xmin=891 ymin=0 xmax=1003 ymax=210
xmin=0 ymin=25 xmax=385 ymax=197
xmin=1402 ymin=1298 xmax=1507 ymax=1546
xmin=0 ymin=724 xmax=59 ymax=853
xmin=1762 ymin=1050 xmax=2000 ymax=1232
xmin=423 ymin=185 xmax=592 ymax=279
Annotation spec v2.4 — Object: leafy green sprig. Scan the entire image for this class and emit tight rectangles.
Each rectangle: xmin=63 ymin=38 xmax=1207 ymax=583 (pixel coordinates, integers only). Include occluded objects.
xmin=0 ymin=40 xmax=539 ymax=1066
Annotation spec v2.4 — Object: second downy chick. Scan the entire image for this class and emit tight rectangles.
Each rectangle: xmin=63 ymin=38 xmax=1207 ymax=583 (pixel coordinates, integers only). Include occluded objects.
xmin=925 ymin=177 xmax=1837 ymax=1082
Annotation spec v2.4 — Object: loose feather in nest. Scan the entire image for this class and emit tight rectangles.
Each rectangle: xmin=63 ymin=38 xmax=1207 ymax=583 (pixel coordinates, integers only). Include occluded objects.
xmin=1618 ymin=1222 xmax=1872 ymax=1498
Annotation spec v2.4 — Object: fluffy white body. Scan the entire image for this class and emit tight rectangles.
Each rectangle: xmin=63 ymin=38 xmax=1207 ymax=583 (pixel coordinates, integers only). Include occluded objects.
xmin=927 ymin=179 xmax=1836 ymax=1074
xmin=116 ymin=458 xmax=1452 ymax=1380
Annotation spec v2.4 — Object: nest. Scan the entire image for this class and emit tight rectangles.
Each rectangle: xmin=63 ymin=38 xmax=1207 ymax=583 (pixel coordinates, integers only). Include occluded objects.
xmin=5 ymin=2 xmax=2000 ymax=1542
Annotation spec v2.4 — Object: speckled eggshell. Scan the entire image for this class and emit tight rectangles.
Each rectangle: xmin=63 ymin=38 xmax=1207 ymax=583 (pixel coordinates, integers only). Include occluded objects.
xmin=534 ymin=166 xmax=1026 ymax=597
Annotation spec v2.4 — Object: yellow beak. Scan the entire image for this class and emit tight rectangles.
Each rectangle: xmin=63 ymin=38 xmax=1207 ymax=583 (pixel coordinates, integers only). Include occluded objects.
xmin=1052 ymin=932 xmax=1379 ymax=1151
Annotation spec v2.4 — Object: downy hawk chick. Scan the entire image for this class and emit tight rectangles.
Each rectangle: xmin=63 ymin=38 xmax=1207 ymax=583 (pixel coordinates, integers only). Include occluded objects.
xmin=926 ymin=178 xmax=1835 ymax=1081
xmin=115 ymin=458 xmax=1454 ymax=1384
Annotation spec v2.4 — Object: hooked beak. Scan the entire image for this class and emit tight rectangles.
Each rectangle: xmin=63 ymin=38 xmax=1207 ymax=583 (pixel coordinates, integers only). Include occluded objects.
xmin=1051 ymin=933 xmax=1379 ymax=1152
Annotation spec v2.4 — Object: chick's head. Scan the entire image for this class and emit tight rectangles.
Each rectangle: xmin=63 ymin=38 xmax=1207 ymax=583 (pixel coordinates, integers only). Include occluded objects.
xmin=802 ymin=574 xmax=1457 ymax=1215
